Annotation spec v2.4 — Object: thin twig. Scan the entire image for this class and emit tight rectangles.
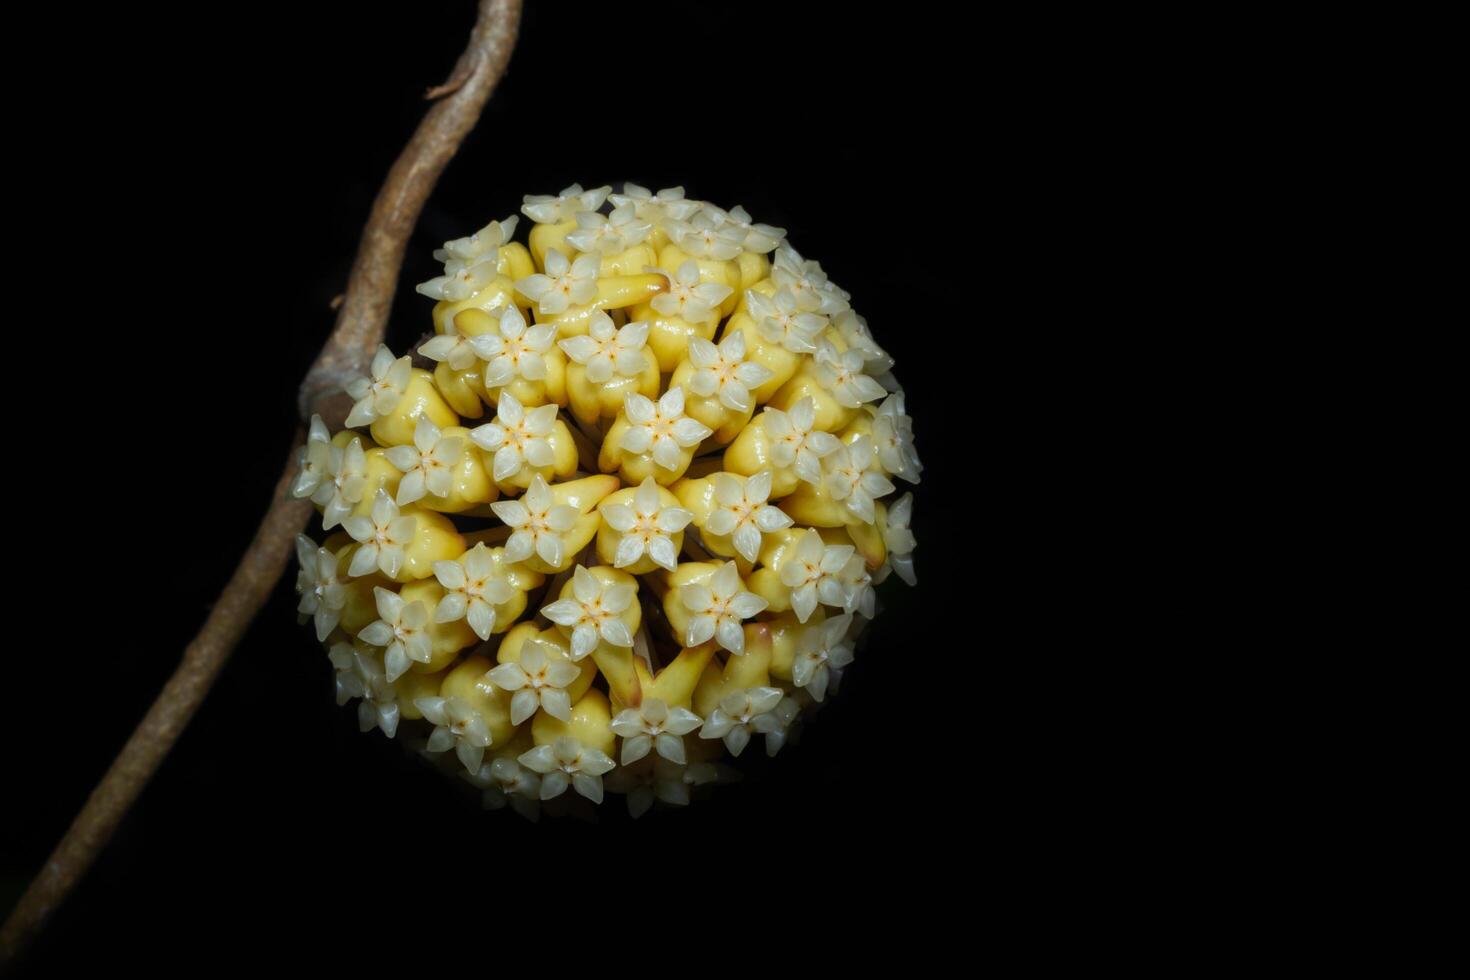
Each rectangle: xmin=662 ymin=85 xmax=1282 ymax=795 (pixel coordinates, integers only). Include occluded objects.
xmin=0 ymin=1 xmax=522 ymax=966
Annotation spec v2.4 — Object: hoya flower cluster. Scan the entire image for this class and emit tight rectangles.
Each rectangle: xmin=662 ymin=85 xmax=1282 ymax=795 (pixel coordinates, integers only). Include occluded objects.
xmin=293 ymin=184 xmax=920 ymax=819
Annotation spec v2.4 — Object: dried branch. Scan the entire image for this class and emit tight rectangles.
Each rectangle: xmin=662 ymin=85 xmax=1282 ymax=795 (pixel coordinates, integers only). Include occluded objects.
xmin=0 ymin=0 xmax=522 ymax=966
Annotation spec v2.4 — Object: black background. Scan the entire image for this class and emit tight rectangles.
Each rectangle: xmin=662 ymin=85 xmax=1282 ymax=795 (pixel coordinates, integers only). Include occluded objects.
xmin=7 ymin=2 xmax=976 ymax=966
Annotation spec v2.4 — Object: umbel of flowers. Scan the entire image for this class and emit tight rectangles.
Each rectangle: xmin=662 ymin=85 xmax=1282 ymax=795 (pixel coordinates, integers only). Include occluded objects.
xmin=293 ymin=184 xmax=920 ymax=819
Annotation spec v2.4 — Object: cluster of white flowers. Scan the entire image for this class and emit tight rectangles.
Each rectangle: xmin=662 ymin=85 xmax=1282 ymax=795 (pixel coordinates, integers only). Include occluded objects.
xmin=294 ymin=184 xmax=920 ymax=819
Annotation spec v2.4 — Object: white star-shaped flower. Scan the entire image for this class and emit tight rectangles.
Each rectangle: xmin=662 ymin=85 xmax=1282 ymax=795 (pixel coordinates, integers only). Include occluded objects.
xmin=831 ymin=309 xmax=894 ymax=374
xmin=541 ymin=565 xmax=637 ymax=659
xmin=872 ymin=392 xmax=922 ymax=482
xmin=621 ymin=387 xmax=712 ymax=470
xmin=565 ymin=204 xmax=653 ymax=255
xmin=698 ymin=686 xmax=784 ymax=757
xmin=609 ymin=697 xmax=703 ymax=766
xmin=771 ymin=245 xmax=850 ymax=315
xmin=415 ymin=216 xmax=519 ymax=301
xmin=489 ymin=474 xmax=578 ymax=567
xmin=327 ymin=642 xmax=400 ymax=738
xmin=762 ymin=398 xmax=841 ymax=487
xmin=878 ymin=492 xmax=917 ymax=587
xmin=778 ymin=529 xmax=856 ymax=623
xmin=295 ymin=534 xmax=346 ymax=642
xmin=417 ymin=317 xmax=480 ymax=371
xmin=822 ymin=436 xmax=895 ymax=524
xmin=518 ymin=735 xmax=617 ymax=803
xmin=667 ymin=211 xmax=746 ymax=260
xmin=485 ymin=639 xmax=582 ymax=724
xmin=703 ymin=471 xmax=793 ymax=563
xmin=467 ymin=757 xmax=542 ymax=820
xmin=813 ymin=340 xmax=888 ymax=409
xmin=310 ymin=436 xmax=368 ymax=531
xmin=685 ymin=330 xmax=773 ymax=414
xmin=557 ymin=311 xmax=649 ymax=383
xmin=680 ymin=561 xmax=768 ymax=655
xmin=745 ymin=288 xmax=827 ymax=354
xmin=343 ymin=490 xmax=416 ymax=579
xmin=600 ymin=477 xmax=693 ymax=572
xmin=605 ymin=757 xmax=721 ymax=817
xmin=467 ymin=305 xmax=557 ymax=389
xmin=514 ymin=248 xmax=600 ymax=316
xmin=344 ymin=345 xmax=413 ymax=428
xmin=708 ymin=203 xmax=785 ymax=254
xmin=384 ymin=416 xmax=463 ymax=506
xmin=648 ymin=261 xmax=732 ymax=323
xmin=415 ymin=695 xmax=494 ymax=774
xmin=291 ymin=415 xmax=333 ymax=500
xmin=468 ymin=390 xmax=558 ymax=482
xmin=359 ymin=586 xmax=432 ymax=682
xmin=792 ymin=614 xmax=855 ymax=702
xmin=834 ymin=552 xmax=875 ymax=619
xmin=431 ymin=542 xmax=515 ymax=640
xmin=521 ymin=184 xmax=610 ymax=224
xmin=608 ymin=184 xmax=700 ymax=228
xmin=760 ymin=696 xmax=802 ymax=757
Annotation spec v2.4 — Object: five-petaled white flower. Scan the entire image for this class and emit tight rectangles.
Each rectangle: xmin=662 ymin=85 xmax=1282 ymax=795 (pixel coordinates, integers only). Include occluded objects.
xmin=792 ymin=614 xmax=855 ymax=702
xmin=557 ymin=312 xmax=649 ymax=383
xmin=327 ymin=642 xmax=400 ymax=737
xmin=704 ymin=471 xmax=793 ymax=563
xmin=831 ymin=309 xmax=894 ymax=374
xmin=565 ymin=204 xmax=653 ymax=255
xmin=431 ymin=542 xmax=514 ymax=641
xmin=311 ymin=436 xmax=368 ymax=531
xmin=761 ymin=696 xmax=802 ymax=757
xmin=416 ymin=695 xmax=494 ymax=774
xmin=291 ymin=415 xmax=333 ymax=500
xmin=822 ymin=436 xmax=896 ymax=524
xmin=686 ymin=330 xmax=773 ymax=414
xmin=489 ymin=474 xmax=578 ymax=567
xmin=416 ymin=216 xmax=519 ymax=301
xmin=878 ymin=492 xmax=917 ymax=587
xmin=680 ymin=561 xmax=768 ymax=655
xmin=834 ymin=553 xmax=875 ymax=618
xmin=467 ymin=757 xmax=542 ymax=820
xmin=779 ymin=529 xmax=857 ymax=623
xmin=621 ymin=387 xmax=712 ymax=470
xmin=541 ymin=565 xmax=636 ymax=660
xmin=707 ymin=203 xmax=785 ymax=254
xmin=745 ymin=288 xmax=827 ymax=354
xmin=485 ymin=639 xmax=582 ymax=724
xmin=467 ymin=305 xmax=558 ymax=388
xmin=295 ymin=534 xmax=346 ymax=641
xmin=468 ymin=391 xmax=558 ymax=482
xmin=667 ymin=211 xmax=746 ymax=260
xmin=417 ymin=317 xmax=480 ymax=371
xmin=698 ymin=687 xmax=784 ymax=757
xmin=648 ymin=261 xmax=732 ymax=323
xmin=359 ymin=586 xmax=432 ymax=682
xmin=521 ymin=184 xmax=610 ymax=224
xmin=609 ymin=697 xmax=703 ymax=766
xmin=514 ymin=248 xmax=600 ymax=315
xmin=343 ymin=490 xmax=416 ymax=579
xmin=871 ymin=392 xmax=922 ymax=482
xmin=813 ymin=340 xmax=888 ymax=409
xmin=518 ymin=735 xmax=616 ymax=803
xmin=762 ymin=398 xmax=841 ymax=486
xmin=608 ymin=184 xmax=700 ymax=228
xmin=345 ymin=345 xmax=413 ymax=428
xmin=771 ymin=245 xmax=850 ymax=315
xmin=605 ymin=757 xmax=722 ymax=818
xmin=600 ymin=477 xmax=694 ymax=572
xmin=385 ymin=415 xmax=463 ymax=506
